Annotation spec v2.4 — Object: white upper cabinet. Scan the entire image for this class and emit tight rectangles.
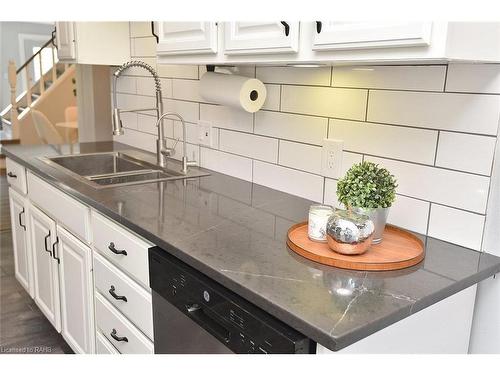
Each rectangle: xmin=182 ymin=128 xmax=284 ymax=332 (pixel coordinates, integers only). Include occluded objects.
xmin=223 ymin=22 xmax=299 ymax=55
xmin=155 ymin=22 xmax=500 ymax=64
xmin=55 ymin=22 xmax=76 ymax=60
xmin=156 ymin=22 xmax=218 ymax=55
xmin=312 ymin=21 xmax=432 ymax=50
xmin=55 ymin=22 xmax=130 ymax=65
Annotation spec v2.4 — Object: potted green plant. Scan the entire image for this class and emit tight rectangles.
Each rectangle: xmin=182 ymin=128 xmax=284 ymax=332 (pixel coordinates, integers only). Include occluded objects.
xmin=336 ymin=161 xmax=397 ymax=244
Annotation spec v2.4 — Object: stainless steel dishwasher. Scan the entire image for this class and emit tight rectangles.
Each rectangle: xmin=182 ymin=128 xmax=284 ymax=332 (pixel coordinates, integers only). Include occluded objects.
xmin=149 ymin=246 xmax=314 ymax=354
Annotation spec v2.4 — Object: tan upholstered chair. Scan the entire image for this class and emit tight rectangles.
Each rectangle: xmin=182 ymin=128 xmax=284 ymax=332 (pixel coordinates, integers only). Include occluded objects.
xmin=31 ymin=110 xmax=64 ymax=144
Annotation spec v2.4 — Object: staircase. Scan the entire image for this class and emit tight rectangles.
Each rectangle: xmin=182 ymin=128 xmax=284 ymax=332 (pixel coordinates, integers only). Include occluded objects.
xmin=0 ymin=36 xmax=75 ymax=172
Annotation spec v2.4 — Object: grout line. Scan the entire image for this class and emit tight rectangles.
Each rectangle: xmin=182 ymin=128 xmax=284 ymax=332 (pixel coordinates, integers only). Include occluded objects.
xmin=433 ymin=131 xmax=441 ymax=166
xmin=424 ymin=203 xmax=432 ymax=237
xmin=364 ymin=90 xmax=370 ymax=121
xmin=443 ymin=64 xmax=449 ymax=92
xmin=279 ymin=85 xmax=283 ymax=112
xmin=329 ymin=66 xmax=333 ymax=86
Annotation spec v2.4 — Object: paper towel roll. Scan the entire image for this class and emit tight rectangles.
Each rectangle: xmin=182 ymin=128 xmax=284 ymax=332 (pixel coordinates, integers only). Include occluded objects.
xmin=199 ymin=72 xmax=267 ymax=113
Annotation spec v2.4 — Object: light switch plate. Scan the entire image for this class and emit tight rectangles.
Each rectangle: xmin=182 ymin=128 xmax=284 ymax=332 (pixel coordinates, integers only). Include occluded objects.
xmin=321 ymin=138 xmax=344 ymax=179
xmin=198 ymin=120 xmax=213 ymax=147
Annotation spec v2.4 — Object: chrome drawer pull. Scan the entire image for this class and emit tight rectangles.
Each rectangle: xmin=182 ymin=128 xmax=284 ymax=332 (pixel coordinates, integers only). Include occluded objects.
xmin=109 ymin=285 xmax=128 ymax=302
xmin=110 ymin=329 xmax=128 ymax=342
xmin=108 ymin=242 xmax=127 ymax=256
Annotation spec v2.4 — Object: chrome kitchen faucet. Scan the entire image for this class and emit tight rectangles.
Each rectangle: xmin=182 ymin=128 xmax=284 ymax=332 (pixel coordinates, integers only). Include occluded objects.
xmin=111 ymin=60 xmax=173 ymax=168
xmin=155 ymin=112 xmax=198 ymax=175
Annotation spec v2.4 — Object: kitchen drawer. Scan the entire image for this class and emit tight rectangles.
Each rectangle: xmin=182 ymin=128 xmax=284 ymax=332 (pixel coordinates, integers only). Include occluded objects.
xmin=96 ymin=331 xmax=120 ymax=354
xmin=27 ymin=172 xmax=90 ymax=242
xmin=94 ymin=252 xmax=153 ymax=340
xmin=95 ymin=293 xmax=154 ymax=354
xmin=6 ymin=158 xmax=27 ymax=195
xmin=91 ymin=211 xmax=152 ymax=288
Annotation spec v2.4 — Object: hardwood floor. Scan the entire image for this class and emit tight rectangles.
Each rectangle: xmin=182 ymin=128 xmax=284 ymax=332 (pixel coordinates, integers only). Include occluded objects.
xmin=0 ymin=176 xmax=72 ymax=354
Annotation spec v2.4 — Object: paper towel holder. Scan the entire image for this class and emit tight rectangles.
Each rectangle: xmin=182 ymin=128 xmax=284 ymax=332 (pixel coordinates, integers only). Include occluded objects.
xmin=205 ymin=66 xmax=259 ymax=102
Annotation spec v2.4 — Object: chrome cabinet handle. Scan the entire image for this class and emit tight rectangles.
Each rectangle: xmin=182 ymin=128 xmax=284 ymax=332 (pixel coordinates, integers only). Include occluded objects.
xmin=7 ymin=171 xmax=17 ymax=178
xmin=108 ymin=242 xmax=127 ymax=256
xmin=110 ymin=329 xmax=128 ymax=342
xmin=280 ymin=21 xmax=290 ymax=37
xmin=44 ymin=231 xmax=52 ymax=255
xmin=18 ymin=208 xmax=26 ymax=230
xmin=52 ymin=237 xmax=60 ymax=264
xmin=109 ymin=285 xmax=127 ymax=302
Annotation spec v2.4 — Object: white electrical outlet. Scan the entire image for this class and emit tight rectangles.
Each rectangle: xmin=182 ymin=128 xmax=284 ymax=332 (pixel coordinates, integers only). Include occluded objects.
xmin=321 ymin=139 xmax=344 ymax=179
xmin=198 ymin=120 xmax=213 ymax=147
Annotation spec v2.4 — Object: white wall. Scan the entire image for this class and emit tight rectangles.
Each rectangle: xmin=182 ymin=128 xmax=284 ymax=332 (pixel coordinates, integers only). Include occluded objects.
xmin=0 ymin=22 xmax=54 ymax=110
xmin=112 ymin=22 xmax=500 ymax=254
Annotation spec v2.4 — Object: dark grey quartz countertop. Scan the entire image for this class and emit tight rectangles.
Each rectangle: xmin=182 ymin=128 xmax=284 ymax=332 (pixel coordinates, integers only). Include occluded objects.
xmin=4 ymin=141 xmax=500 ymax=351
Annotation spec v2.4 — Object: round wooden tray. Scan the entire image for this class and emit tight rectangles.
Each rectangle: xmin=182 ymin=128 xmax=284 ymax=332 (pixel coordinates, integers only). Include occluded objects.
xmin=287 ymin=222 xmax=425 ymax=271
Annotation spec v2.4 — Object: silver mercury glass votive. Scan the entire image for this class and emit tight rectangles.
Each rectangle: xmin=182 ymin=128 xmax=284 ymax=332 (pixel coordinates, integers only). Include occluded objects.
xmin=326 ymin=209 xmax=375 ymax=255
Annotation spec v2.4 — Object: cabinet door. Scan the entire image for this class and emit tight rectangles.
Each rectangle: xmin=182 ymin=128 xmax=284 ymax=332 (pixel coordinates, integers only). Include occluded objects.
xmin=28 ymin=204 xmax=61 ymax=332
xmin=312 ymin=22 xmax=432 ymax=50
xmin=156 ymin=22 xmax=217 ymax=55
xmin=56 ymin=226 xmax=95 ymax=354
xmin=55 ymin=22 xmax=76 ymax=60
xmin=223 ymin=22 xmax=299 ymax=55
xmin=8 ymin=188 xmax=33 ymax=297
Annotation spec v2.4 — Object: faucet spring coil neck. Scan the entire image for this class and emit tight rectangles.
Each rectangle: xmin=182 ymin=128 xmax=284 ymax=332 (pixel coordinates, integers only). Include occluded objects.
xmin=114 ymin=60 xmax=162 ymax=92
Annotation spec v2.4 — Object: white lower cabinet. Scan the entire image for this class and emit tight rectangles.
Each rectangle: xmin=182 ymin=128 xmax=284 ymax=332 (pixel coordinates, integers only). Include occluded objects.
xmin=57 ymin=226 xmax=95 ymax=354
xmin=28 ymin=204 xmax=61 ymax=332
xmin=8 ymin=187 xmax=33 ymax=297
xmin=95 ymin=293 xmax=154 ymax=354
xmin=96 ymin=331 xmax=120 ymax=354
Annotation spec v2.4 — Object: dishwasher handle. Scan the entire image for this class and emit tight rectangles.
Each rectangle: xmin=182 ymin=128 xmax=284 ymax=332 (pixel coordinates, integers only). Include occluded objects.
xmin=185 ymin=303 xmax=231 ymax=343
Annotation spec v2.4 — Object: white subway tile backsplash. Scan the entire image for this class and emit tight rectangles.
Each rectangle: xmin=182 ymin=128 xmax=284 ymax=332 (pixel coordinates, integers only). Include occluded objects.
xmin=261 ymin=84 xmax=280 ymax=111
xmin=166 ymin=139 xmax=200 ymax=164
xmin=446 ymin=64 xmax=500 ymax=94
xmin=172 ymin=121 xmax=202 ymax=144
xmin=136 ymin=77 xmax=156 ymax=96
xmin=131 ymin=37 xmax=157 ymax=57
xmin=163 ymin=99 xmax=199 ymax=123
xmin=366 ymin=156 xmax=490 ymax=214
xmin=281 ymin=85 xmax=368 ymax=120
xmin=200 ymin=104 xmax=253 ymax=133
xmin=428 ymin=204 xmax=485 ymax=250
xmin=172 ymin=79 xmax=202 ymax=102
xmin=333 ymin=65 xmax=446 ymax=91
xmin=120 ymin=112 xmax=138 ymax=130
xmin=329 ymin=119 xmax=438 ymax=165
xmin=115 ymin=76 xmax=136 ymax=94
xmin=387 ymin=196 xmax=430 ymax=235
xmin=111 ymin=46 xmax=500 ymax=251
xmin=340 ymin=152 xmax=363 ymax=176
xmin=253 ymin=161 xmax=324 ymax=202
xmin=220 ymin=130 xmax=278 ymax=163
xmin=157 ymin=64 xmax=199 ymax=79
xmin=113 ymin=128 xmax=156 ymax=153
xmin=256 ymin=66 xmax=331 ymax=86
xmin=138 ymin=114 xmax=172 ymax=137
xmin=367 ymin=90 xmax=500 ymax=135
xmin=278 ymin=141 xmax=322 ymax=175
xmin=200 ymin=148 xmax=252 ymax=181
xmin=323 ymin=178 xmax=341 ymax=208
xmin=255 ymin=111 xmax=328 ymax=145
xmin=436 ymin=132 xmax=496 ymax=175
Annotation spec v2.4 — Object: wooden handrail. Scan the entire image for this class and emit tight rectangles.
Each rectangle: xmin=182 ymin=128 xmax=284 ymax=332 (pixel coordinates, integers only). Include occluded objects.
xmin=16 ymin=36 xmax=54 ymax=75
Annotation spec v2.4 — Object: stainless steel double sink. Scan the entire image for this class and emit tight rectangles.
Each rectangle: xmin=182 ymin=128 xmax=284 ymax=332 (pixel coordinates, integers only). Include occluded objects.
xmin=39 ymin=151 xmax=210 ymax=188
